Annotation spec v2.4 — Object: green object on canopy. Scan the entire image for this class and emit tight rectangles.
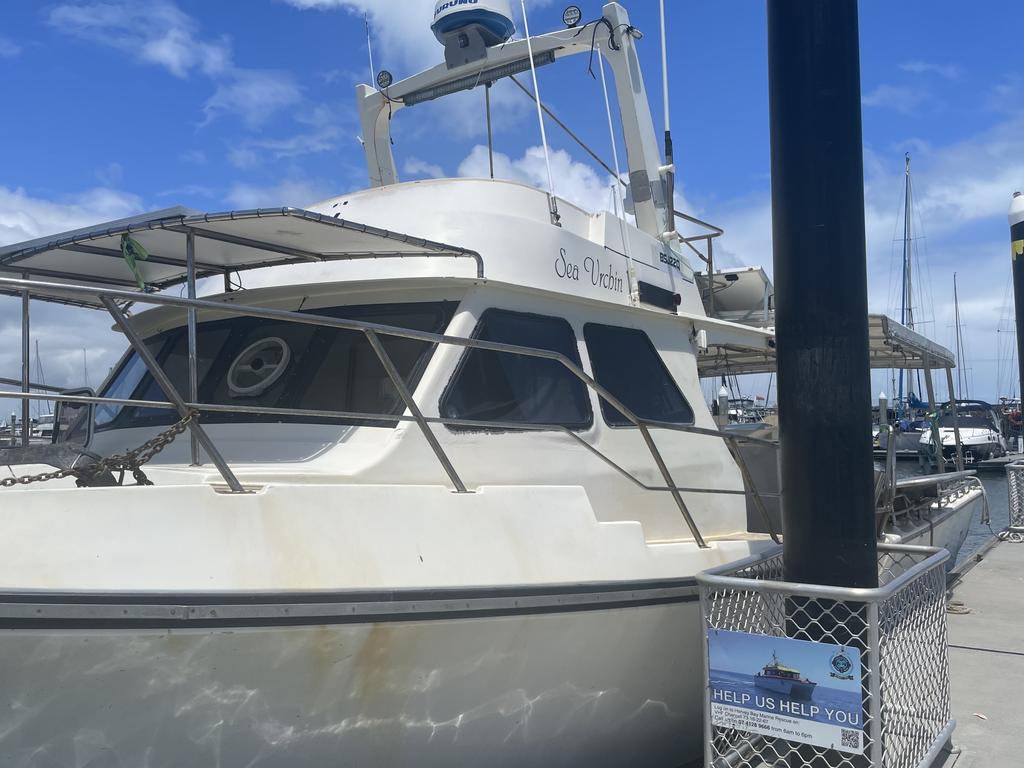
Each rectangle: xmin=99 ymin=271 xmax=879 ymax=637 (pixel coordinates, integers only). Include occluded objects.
xmin=119 ymin=234 xmax=149 ymax=289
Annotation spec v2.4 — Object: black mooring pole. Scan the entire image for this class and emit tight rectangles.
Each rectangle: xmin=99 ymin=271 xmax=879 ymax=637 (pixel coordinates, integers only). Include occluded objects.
xmin=768 ymin=0 xmax=878 ymax=589
xmin=1010 ymin=193 xmax=1024 ymax=412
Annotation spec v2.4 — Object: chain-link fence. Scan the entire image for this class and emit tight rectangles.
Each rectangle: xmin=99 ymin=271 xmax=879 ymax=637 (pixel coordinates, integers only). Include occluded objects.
xmin=698 ymin=544 xmax=952 ymax=768
xmin=1005 ymin=462 xmax=1024 ymax=541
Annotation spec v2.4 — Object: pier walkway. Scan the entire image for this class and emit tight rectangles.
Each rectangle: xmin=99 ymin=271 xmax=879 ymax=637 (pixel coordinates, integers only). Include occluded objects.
xmin=944 ymin=539 xmax=1024 ymax=766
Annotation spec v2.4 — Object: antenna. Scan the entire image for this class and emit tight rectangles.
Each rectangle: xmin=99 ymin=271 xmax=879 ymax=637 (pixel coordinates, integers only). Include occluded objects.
xmin=659 ymin=0 xmax=676 ymax=234
xmin=485 ymin=83 xmax=495 ymax=179
xmin=364 ymin=14 xmax=376 ymax=85
xmin=519 ymin=0 xmax=559 ymax=225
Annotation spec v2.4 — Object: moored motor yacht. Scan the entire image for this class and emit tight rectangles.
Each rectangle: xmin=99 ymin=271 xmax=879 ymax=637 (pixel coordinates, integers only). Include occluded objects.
xmin=0 ymin=4 xmax=781 ymax=765
xmin=919 ymin=400 xmax=1008 ymax=465
xmin=0 ymin=2 xmax=985 ymax=766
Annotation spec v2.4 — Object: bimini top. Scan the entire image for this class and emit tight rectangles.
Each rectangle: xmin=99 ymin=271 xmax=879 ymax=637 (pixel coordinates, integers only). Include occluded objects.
xmin=0 ymin=206 xmax=482 ymax=308
xmin=697 ymin=313 xmax=956 ymax=376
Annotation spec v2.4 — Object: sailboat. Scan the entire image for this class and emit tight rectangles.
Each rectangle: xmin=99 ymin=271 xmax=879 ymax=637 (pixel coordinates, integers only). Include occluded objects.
xmin=877 ymin=155 xmax=932 ymax=458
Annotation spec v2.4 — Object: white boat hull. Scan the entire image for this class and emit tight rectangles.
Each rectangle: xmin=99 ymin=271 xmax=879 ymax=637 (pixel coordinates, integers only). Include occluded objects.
xmin=0 ymin=590 xmax=703 ymax=767
xmin=884 ymin=486 xmax=982 ymax=567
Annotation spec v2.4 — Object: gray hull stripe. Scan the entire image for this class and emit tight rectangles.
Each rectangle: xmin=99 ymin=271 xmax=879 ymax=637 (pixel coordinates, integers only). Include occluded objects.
xmin=0 ymin=578 xmax=699 ymax=629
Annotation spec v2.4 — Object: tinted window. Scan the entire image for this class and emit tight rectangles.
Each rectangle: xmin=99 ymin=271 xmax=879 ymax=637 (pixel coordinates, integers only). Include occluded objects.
xmin=440 ymin=309 xmax=591 ymax=430
xmin=583 ymin=323 xmax=694 ymax=426
xmin=96 ymin=302 xmax=455 ymax=431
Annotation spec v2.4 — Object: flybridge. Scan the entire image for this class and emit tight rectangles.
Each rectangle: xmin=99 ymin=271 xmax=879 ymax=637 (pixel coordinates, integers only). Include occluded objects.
xmin=357 ymin=2 xmax=676 ymax=243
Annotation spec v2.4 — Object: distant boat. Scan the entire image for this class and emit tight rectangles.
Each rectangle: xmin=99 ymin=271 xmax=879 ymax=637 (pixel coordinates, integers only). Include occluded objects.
xmin=753 ymin=651 xmax=818 ymax=700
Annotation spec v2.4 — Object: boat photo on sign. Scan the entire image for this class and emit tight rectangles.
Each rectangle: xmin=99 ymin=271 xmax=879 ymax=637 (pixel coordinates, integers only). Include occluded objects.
xmin=707 ymin=629 xmax=864 ymax=754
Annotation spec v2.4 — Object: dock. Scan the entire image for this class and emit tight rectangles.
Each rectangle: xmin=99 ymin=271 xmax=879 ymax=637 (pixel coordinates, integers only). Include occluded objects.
xmin=974 ymin=453 xmax=1024 ymax=472
xmin=942 ymin=538 xmax=1024 ymax=765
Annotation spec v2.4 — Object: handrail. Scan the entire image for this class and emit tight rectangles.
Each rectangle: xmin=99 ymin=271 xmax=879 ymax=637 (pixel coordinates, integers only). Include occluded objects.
xmin=0 ymin=275 xmax=783 ymax=547
xmin=0 ymin=389 xmax=779 ymax=501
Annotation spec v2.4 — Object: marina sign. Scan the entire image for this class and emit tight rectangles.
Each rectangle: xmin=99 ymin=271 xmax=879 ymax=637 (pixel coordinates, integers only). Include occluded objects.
xmin=707 ymin=629 xmax=864 ymax=755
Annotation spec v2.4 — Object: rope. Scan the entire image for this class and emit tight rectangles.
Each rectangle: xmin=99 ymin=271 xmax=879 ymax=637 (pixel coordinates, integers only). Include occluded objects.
xmin=508 ymin=75 xmax=624 ymax=186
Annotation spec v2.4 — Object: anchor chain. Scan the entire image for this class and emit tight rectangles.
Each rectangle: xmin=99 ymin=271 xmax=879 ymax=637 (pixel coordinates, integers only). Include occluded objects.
xmin=0 ymin=410 xmax=200 ymax=489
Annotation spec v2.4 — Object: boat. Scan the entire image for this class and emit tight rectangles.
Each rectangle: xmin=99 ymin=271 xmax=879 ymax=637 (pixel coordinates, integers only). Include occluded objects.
xmin=694 ymin=276 xmax=986 ymax=567
xmin=876 ymin=155 xmax=938 ymax=459
xmin=919 ymin=400 xmax=1009 ymax=465
xmin=0 ymin=3 xmax=782 ymax=765
xmin=753 ymin=652 xmax=817 ymax=700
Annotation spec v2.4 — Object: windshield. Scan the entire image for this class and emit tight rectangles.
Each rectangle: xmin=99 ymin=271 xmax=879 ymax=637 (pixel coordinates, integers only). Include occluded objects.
xmin=935 ymin=414 xmax=994 ymax=430
xmin=96 ymin=301 xmax=456 ymax=432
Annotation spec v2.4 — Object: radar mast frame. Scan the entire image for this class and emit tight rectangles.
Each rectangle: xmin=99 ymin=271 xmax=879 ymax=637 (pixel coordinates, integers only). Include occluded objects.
xmin=356 ymin=2 xmax=673 ymax=242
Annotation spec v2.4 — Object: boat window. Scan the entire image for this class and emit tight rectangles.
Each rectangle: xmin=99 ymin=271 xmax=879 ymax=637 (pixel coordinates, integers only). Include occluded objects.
xmin=95 ymin=302 xmax=456 ymax=432
xmin=583 ymin=323 xmax=694 ymax=426
xmin=440 ymin=309 xmax=591 ymax=431
xmin=94 ymin=346 xmax=157 ymax=429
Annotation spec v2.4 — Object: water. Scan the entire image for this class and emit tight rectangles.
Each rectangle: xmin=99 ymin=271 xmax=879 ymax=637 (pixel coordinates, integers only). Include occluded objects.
xmin=710 ymin=670 xmax=862 ymax=727
xmin=894 ymin=463 xmax=1008 ymax=566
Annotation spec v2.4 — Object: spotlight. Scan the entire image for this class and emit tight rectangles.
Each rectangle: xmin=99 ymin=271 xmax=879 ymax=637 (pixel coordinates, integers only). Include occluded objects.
xmin=562 ymin=5 xmax=582 ymax=28
xmin=376 ymin=70 xmax=393 ymax=90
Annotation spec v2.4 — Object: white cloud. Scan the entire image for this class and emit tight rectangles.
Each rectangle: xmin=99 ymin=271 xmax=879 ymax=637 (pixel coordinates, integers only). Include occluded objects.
xmin=0 ymin=35 xmax=22 ymax=59
xmin=156 ymin=184 xmax=217 ymax=199
xmin=203 ymin=69 xmax=304 ymax=128
xmin=0 ymin=186 xmax=143 ymax=246
xmin=282 ymin=0 xmax=554 ymax=138
xmin=49 ymin=1 xmax=301 ymax=126
xmin=899 ymin=61 xmax=961 ymax=80
xmin=225 ymin=179 xmax=335 ymax=209
xmin=49 ymin=1 xmax=229 ymax=78
xmin=459 ymin=144 xmax=618 ymax=214
xmin=226 ymin=108 xmax=341 ymax=169
xmin=862 ymin=84 xmax=931 ymax=114
xmin=0 ymin=186 xmax=148 ymax=412
xmin=283 ymin=0 xmax=453 ymax=74
xmin=178 ymin=149 xmax=207 ymax=165
xmin=403 ymin=157 xmax=444 ymax=179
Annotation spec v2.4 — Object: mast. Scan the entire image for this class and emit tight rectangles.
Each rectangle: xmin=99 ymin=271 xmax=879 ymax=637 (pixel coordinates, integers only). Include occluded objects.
xmin=954 ymin=272 xmax=968 ymax=399
xmin=903 ymin=154 xmax=914 ymax=331
xmin=896 ymin=154 xmax=915 ymax=416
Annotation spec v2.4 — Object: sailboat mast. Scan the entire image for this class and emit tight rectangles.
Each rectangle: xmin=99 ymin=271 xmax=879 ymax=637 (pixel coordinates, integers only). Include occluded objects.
xmin=903 ymin=154 xmax=914 ymax=330
xmin=954 ymin=272 xmax=968 ymax=399
xmin=896 ymin=154 xmax=913 ymax=416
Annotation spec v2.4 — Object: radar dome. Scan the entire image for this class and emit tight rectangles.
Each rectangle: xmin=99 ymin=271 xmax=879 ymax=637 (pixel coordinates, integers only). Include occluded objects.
xmin=432 ymin=0 xmax=516 ymax=47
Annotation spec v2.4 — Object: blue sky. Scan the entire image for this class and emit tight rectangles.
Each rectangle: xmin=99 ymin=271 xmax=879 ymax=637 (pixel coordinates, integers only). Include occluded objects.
xmin=1 ymin=0 xmax=1022 ymax=407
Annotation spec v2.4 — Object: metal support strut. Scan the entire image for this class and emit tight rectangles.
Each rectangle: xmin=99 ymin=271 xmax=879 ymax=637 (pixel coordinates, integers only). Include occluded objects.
xmin=185 ymin=231 xmax=200 ymax=466
xmin=20 ymin=274 xmax=29 ymax=448
xmin=100 ymin=297 xmax=245 ymax=493
xmin=364 ymin=329 xmax=468 ymax=493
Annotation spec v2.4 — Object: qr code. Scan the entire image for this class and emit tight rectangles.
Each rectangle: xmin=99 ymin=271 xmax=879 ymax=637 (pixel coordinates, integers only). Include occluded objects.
xmin=841 ymin=728 xmax=860 ymax=749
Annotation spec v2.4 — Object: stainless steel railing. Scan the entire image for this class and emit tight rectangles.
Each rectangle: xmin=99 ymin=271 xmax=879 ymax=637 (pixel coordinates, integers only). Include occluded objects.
xmin=0 ymin=275 xmax=782 ymax=548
